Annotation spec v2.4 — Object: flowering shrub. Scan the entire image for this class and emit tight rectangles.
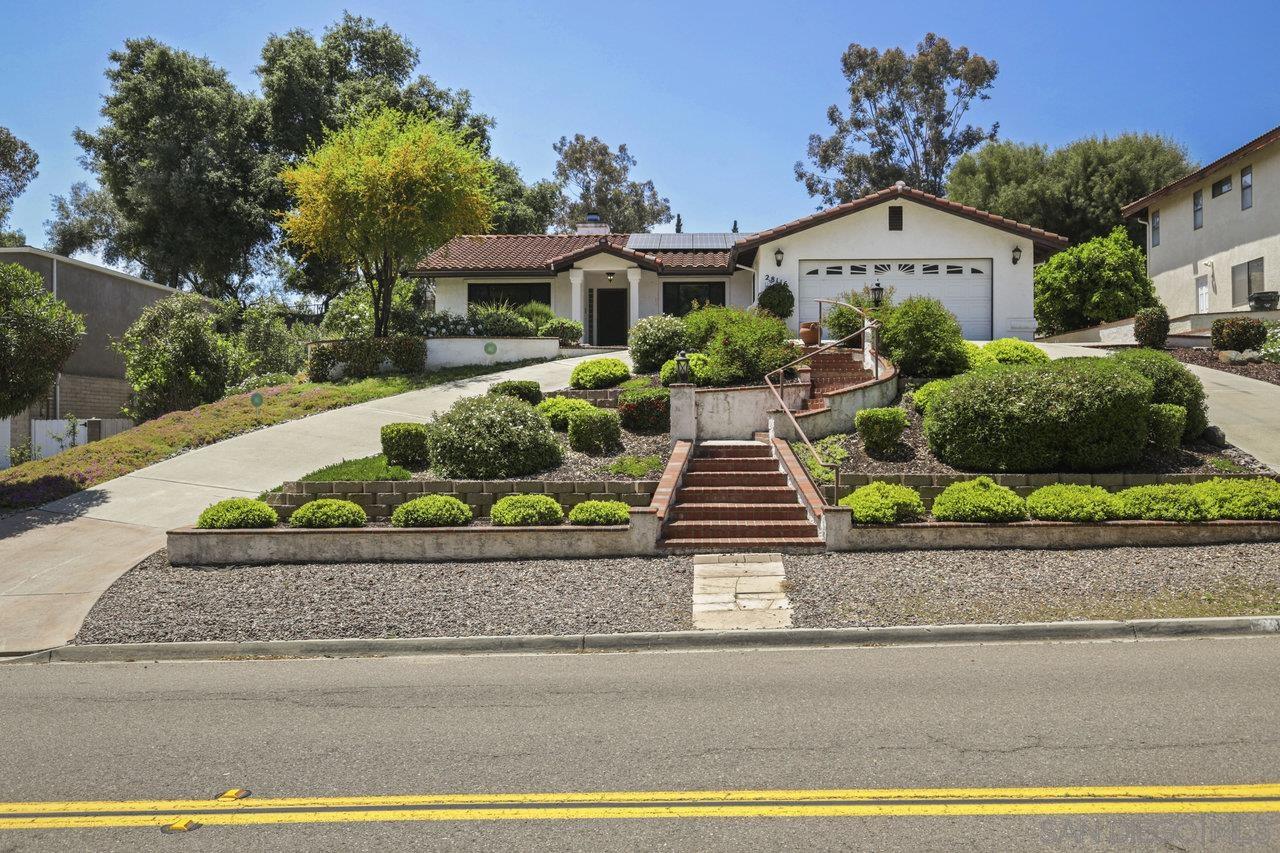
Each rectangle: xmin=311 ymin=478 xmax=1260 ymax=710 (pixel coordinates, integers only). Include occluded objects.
xmin=428 ymin=394 xmax=561 ymax=478
xmin=617 ymin=387 xmax=670 ymax=433
xmin=418 ymin=310 xmax=472 ymax=338
xmin=628 ymin=315 xmax=688 ymax=372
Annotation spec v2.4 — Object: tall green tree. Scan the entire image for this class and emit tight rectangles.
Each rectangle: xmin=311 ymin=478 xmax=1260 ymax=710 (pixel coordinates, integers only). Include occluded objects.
xmin=0 ymin=263 xmax=85 ymax=418
xmin=0 ymin=127 xmax=39 ymax=246
xmin=796 ymin=33 xmax=999 ymax=204
xmin=280 ymin=109 xmax=495 ymax=337
xmin=1033 ymin=227 xmax=1157 ymax=335
xmin=489 ymin=160 xmax=559 ymax=234
xmin=947 ymin=134 xmax=1195 ymax=245
xmin=551 ymin=135 xmax=672 ymax=232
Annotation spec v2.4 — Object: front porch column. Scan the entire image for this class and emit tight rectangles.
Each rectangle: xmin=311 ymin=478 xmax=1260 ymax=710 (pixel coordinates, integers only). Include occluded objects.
xmin=568 ymin=269 xmax=585 ymax=327
xmin=626 ymin=268 xmax=642 ymax=330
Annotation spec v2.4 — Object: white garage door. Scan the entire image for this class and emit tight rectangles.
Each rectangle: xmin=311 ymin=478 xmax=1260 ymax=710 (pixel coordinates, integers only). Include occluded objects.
xmin=799 ymin=259 xmax=993 ymax=339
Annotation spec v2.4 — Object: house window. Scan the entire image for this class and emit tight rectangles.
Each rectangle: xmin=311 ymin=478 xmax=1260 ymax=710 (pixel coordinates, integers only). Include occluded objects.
xmin=467 ymin=282 xmax=551 ymax=306
xmin=1232 ymin=257 xmax=1265 ymax=306
xmin=1242 ymin=166 xmax=1253 ymax=210
xmin=1211 ymin=176 xmax=1232 ymax=197
xmin=662 ymin=281 xmax=725 ymax=316
xmin=1193 ymin=189 xmax=1203 ymax=229
xmin=1151 ymin=210 xmax=1160 ymax=247
xmin=888 ymin=205 xmax=903 ymax=231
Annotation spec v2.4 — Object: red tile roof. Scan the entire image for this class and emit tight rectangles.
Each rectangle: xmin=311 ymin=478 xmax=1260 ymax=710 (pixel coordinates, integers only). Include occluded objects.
xmin=414 ymin=233 xmax=732 ymax=275
xmin=1121 ymin=123 xmax=1280 ymax=216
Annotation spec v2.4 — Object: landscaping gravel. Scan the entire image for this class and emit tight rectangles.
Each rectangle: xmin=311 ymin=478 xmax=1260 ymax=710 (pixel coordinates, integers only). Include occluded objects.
xmin=1170 ymin=347 xmax=1280 ymax=388
xmin=76 ymin=550 xmax=693 ymax=644
xmin=785 ymin=542 xmax=1280 ymax=627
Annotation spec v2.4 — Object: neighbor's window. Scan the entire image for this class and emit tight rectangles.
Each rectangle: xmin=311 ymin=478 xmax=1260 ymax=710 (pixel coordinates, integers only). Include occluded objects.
xmin=1193 ymin=189 xmax=1203 ymax=229
xmin=1151 ymin=210 xmax=1160 ymax=247
xmin=467 ymin=282 xmax=551 ymax=306
xmin=1231 ymin=257 xmax=1265 ymax=306
xmin=663 ymin=281 xmax=725 ymax=316
xmin=1211 ymin=175 xmax=1232 ymax=197
xmin=1242 ymin=166 xmax=1253 ymax=210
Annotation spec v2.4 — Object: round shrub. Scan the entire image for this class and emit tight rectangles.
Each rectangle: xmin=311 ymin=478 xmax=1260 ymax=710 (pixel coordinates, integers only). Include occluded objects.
xmin=618 ymin=387 xmax=670 ymax=433
xmin=1211 ymin=316 xmax=1267 ymax=352
xmin=1113 ymin=484 xmax=1215 ymax=522
xmin=516 ymin=300 xmax=555 ymax=329
xmin=568 ymin=407 xmax=622 ymax=454
xmin=306 ymin=344 xmax=337 ymax=382
xmin=468 ymin=303 xmax=537 ymax=337
xmin=1148 ymin=403 xmax=1187 ymax=453
xmin=1026 ymin=484 xmax=1119 ymax=522
xmin=879 ymin=297 xmax=968 ymax=377
xmin=428 ymin=395 xmax=562 ymax=478
xmin=982 ymin=338 xmax=1049 ymax=366
xmin=702 ymin=309 xmax=796 ymax=386
xmin=1134 ymin=305 xmax=1170 ymax=349
xmin=963 ymin=341 xmax=997 ymax=372
xmin=570 ymin=357 xmax=630 ymax=390
xmin=839 ymin=482 xmax=925 ymax=524
xmin=757 ymin=280 xmax=795 ymax=319
xmin=536 ymin=396 xmax=598 ymax=431
xmin=568 ymin=500 xmax=630 ymax=526
xmin=1192 ymin=478 xmax=1280 ymax=520
xmin=627 ymin=315 xmax=688 ymax=373
xmin=924 ymin=359 xmax=1154 ymax=472
xmin=539 ymin=317 xmax=584 ymax=346
xmin=488 ymin=379 xmax=543 ymax=405
xmin=391 ymin=494 xmax=472 ymax=528
xmin=289 ymin=498 xmax=368 ymax=528
xmin=683 ymin=304 xmax=740 ymax=351
xmin=1109 ymin=348 xmax=1207 ymax=440
xmin=931 ymin=477 xmax=1027 ymax=522
xmin=491 ymin=494 xmax=564 ymax=526
xmin=854 ymin=407 xmax=908 ymax=454
xmin=910 ymin=379 xmax=952 ymax=415
xmin=659 ymin=352 xmax=713 ymax=386
xmin=196 ymin=497 xmax=278 ymax=529
xmin=380 ymin=422 xmax=432 ymax=468
xmin=117 ymin=292 xmax=232 ymax=419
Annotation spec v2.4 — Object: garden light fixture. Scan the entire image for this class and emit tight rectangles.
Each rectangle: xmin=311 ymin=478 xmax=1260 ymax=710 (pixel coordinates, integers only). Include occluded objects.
xmin=774 ymin=248 xmax=784 ymax=267
xmin=870 ymin=282 xmax=884 ymax=307
xmin=1012 ymin=245 xmax=1023 ymax=265
xmin=606 ymin=271 xmax=615 ymax=283
xmin=675 ymin=350 xmax=690 ymax=383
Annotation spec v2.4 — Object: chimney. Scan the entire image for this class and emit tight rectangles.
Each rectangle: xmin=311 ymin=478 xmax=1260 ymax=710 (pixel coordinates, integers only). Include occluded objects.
xmin=575 ymin=212 xmax=610 ymax=235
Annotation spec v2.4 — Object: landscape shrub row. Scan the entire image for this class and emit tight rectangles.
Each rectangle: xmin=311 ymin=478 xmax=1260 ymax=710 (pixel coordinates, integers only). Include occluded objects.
xmin=307 ymin=336 xmax=426 ymax=382
xmin=631 ymin=305 xmax=797 ymax=388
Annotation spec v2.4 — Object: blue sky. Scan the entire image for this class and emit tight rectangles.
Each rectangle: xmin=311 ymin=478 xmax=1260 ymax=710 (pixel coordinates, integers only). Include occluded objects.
xmin=3 ymin=0 xmax=1279 ymax=247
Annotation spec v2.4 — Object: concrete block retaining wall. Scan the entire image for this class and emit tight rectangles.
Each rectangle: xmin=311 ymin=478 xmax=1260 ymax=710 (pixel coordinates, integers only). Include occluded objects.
xmin=545 ymin=388 xmax=620 ymax=408
xmin=265 ymin=479 xmax=660 ymax=520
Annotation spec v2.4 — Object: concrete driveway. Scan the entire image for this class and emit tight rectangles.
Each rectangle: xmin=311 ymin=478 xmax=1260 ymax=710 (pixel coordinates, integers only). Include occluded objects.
xmin=0 ymin=353 xmax=618 ymax=654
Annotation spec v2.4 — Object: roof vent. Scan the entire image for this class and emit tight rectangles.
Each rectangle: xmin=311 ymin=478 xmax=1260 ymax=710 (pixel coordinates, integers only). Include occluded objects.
xmin=575 ymin=213 xmax=610 ymax=235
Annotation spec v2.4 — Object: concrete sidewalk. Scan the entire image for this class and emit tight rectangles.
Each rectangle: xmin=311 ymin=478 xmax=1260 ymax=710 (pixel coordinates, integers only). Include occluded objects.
xmin=0 ymin=353 xmax=613 ymax=654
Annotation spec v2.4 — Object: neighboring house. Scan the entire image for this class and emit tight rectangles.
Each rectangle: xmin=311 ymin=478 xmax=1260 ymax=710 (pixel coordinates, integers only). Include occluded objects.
xmin=1122 ymin=123 xmax=1279 ymax=318
xmin=0 ymin=247 xmax=173 ymax=466
xmin=413 ymin=183 xmax=1068 ymax=344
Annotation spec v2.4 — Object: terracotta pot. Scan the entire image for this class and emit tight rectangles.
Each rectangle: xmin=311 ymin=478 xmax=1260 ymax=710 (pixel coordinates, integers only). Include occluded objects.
xmin=799 ymin=322 xmax=822 ymax=347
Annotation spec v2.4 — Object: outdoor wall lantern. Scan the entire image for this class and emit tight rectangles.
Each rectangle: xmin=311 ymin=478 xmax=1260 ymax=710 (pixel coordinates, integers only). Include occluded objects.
xmin=606 ymin=271 xmax=615 ymax=283
xmin=870 ymin=282 xmax=885 ymax=307
xmin=1012 ymin=245 xmax=1023 ymax=265
xmin=774 ymin=248 xmax=784 ymax=267
xmin=675 ymin=350 xmax=690 ymax=383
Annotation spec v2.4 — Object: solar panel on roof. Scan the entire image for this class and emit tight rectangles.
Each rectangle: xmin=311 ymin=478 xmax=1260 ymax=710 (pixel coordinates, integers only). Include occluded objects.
xmin=626 ymin=233 xmax=738 ymax=251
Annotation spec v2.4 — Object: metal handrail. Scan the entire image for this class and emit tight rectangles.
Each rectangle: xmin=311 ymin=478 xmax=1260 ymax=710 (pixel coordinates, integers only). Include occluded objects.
xmin=764 ymin=298 xmax=884 ymax=499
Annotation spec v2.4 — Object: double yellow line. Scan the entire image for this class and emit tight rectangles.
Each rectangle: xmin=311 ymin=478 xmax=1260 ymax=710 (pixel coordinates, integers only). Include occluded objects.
xmin=3 ymin=784 xmax=1280 ymax=830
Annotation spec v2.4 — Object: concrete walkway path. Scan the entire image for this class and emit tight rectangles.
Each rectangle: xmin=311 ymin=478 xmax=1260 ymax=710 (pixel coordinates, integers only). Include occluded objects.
xmin=0 ymin=353 xmax=615 ymax=654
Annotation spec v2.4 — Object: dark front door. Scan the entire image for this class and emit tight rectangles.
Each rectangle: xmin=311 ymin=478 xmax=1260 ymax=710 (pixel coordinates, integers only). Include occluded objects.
xmin=595 ymin=289 xmax=628 ymax=345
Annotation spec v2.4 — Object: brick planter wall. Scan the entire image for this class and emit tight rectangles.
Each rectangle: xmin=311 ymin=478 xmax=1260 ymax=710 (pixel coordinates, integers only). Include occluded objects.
xmin=265 ymin=479 xmax=660 ymax=520
xmin=545 ymin=388 xmax=621 ymax=408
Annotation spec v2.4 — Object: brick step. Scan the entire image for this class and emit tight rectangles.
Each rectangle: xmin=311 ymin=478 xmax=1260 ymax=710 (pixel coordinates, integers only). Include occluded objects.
xmin=670 ymin=503 xmax=811 ymax=521
xmin=674 ymin=486 xmax=800 ymax=504
xmin=686 ymin=457 xmax=779 ymax=473
xmin=682 ymin=471 xmax=789 ymax=487
xmin=662 ymin=537 xmax=826 ymax=553
xmin=695 ymin=444 xmax=773 ymax=459
xmin=663 ymin=519 xmax=819 ymax=539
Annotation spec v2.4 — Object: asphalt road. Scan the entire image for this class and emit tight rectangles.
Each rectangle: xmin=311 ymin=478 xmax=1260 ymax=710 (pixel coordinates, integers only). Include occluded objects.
xmin=3 ymin=637 xmax=1280 ymax=851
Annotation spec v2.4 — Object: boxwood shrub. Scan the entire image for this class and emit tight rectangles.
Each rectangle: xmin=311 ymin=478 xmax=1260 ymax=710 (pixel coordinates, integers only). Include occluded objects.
xmin=289 ymin=498 xmax=368 ymax=528
xmin=1134 ymin=305 xmax=1170 ymax=349
xmin=196 ymin=497 xmax=278 ymax=529
xmin=538 ymin=317 xmax=584 ymax=346
xmin=962 ymin=341 xmax=997 ymax=372
xmin=1026 ymin=484 xmax=1120 ymax=522
xmin=570 ymin=357 xmax=631 ymax=389
xmin=757 ymin=280 xmax=795 ymax=319
xmin=879 ymin=297 xmax=968 ymax=377
xmin=838 ymin=482 xmax=925 ymax=524
xmin=854 ymin=407 xmax=908 ymax=454
xmin=568 ymin=407 xmax=622 ymax=454
xmin=390 ymin=494 xmax=472 ymax=528
xmin=488 ymin=379 xmax=543 ymax=405
xmin=1192 ymin=477 xmax=1280 ymax=520
xmin=536 ymin=396 xmax=598 ymax=431
xmin=627 ymin=315 xmax=688 ymax=373
xmin=924 ymin=359 xmax=1154 ymax=472
xmin=931 ymin=477 xmax=1027 ymax=522
xmin=1113 ymin=484 xmax=1216 ymax=522
xmin=1109 ymin=348 xmax=1207 ymax=440
xmin=1211 ymin=316 xmax=1267 ymax=351
xmin=1148 ymin=403 xmax=1187 ymax=453
xmin=617 ymin=387 xmax=670 ymax=433
xmin=380 ymin=422 xmax=432 ymax=468
xmin=568 ymin=499 xmax=631 ymax=526
xmin=659 ymin=352 xmax=713 ymax=386
xmin=428 ymin=394 xmax=562 ymax=478
xmin=491 ymin=494 xmax=564 ymax=526
xmin=909 ymin=378 xmax=952 ymax=415
xmin=983 ymin=338 xmax=1049 ymax=366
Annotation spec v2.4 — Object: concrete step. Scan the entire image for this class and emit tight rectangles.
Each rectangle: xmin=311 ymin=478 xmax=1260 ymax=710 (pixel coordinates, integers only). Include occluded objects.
xmin=663 ymin=537 xmax=826 ymax=553
xmin=686 ymin=457 xmax=779 ymax=473
xmin=674 ymin=486 xmax=800 ymax=504
xmin=682 ymin=471 xmax=789 ymax=488
xmin=671 ymin=503 xmax=811 ymax=521
xmin=664 ymin=519 xmax=820 ymax=539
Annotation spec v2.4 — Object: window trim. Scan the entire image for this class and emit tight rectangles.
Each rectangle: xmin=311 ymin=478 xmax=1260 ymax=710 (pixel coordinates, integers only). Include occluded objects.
xmin=1193 ymin=189 xmax=1203 ymax=230
xmin=1241 ymin=165 xmax=1253 ymax=210
xmin=1211 ymin=175 xmax=1232 ymax=198
xmin=661 ymin=280 xmax=726 ymax=316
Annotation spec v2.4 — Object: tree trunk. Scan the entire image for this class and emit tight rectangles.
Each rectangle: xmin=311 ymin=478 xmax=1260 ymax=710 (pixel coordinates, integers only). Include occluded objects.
xmin=371 ymin=252 xmax=396 ymax=338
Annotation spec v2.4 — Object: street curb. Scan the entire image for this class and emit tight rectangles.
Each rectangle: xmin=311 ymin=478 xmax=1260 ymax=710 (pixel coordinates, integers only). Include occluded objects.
xmin=10 ymin=614 xmax=1280 ymax=664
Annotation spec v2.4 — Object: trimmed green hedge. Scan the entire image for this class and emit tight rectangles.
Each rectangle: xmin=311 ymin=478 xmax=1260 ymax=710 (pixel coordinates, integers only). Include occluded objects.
xmin=390 ymin=494 xmax=472 ymax=528
xmin=1113 ymin=484 xmax=1215 ymax=522
xmin=491 ymin=494 xmax=564 ymax=526
xmin=617 ymin=387 xmax=670 ymax=433
xmin=568 ymin=500 xmax=630 ymax=526
xmin=536 ymin=396 xmax=598 ymax=431
xmin=289 ymin=498 xmax=367 ymax=528
xmin=879 ymin=297 xmax=968 ymax=377
xmin=428 ymin=395 xmax=562 ymax=479
xmin=1148 ymin=404 xmax=1187 ymax=453
xmin=854 ymin=407 xmax=908 ymax=454
xmin=488 ymin=379 xmax=543 ymax=405
xmin=570 ymin=358 xmax=630 ymax=389
xmin=196 ymin=497 xmax=278 ymax=529
xmin=568 ymin=407 xmax=622 ymax=454
xmin=1194 ymin=477 xmax=1280 ymax=520
xmin=659 ymin=352 xmax=712 ymax=386
xmin=983 ymin=338 xmax=1049 ymax=366
xmin=839 ymin=482 xmax=925 ymax=524
xmin=910 ymin=379 xmax=953 ymax=415
xmin=380 ymin=422 xmax=432 ymax=468
xmin=931 ymin=477 xmax=1027 ymax=522
xmin=1026 ymin=484 xmax=1119 ymax=522
xmin=1109 ymin=348 xmax=1207 ymax=440
xmin=306 ymin=336 xmax=426 ymax=381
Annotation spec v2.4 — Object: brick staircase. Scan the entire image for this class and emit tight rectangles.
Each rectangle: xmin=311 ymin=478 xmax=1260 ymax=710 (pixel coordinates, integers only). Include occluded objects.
xmin=800 ymin=347 xmax=872 ymax=412
xmin=661 ymin=440 xmax=824 ymax=552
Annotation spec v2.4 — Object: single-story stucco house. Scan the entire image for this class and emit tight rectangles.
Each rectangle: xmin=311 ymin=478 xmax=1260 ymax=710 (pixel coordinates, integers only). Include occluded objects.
xmin=413 ymin=183 xmax=1069 ymax=344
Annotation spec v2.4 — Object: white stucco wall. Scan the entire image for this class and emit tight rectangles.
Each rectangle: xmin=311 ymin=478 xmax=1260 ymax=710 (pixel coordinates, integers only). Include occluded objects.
xmin=747 ymin=199 xmax=1037 ymax=339
xmin=1144 ymin=145 xmax=1280 ymax=318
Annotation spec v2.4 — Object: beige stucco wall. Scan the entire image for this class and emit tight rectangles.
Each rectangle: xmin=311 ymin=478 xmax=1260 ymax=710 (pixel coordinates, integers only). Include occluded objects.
xmin=1144 ymin=145 xmax=1280 ymax=318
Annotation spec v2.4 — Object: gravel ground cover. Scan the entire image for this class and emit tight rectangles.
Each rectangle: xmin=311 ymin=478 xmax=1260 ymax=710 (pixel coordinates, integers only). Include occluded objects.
xmin=1170 ymin=347 xmax=1280 ymax=387
xmin=786 ymin=543 xmax=1280 ymax=627
xmin=76 ymin=551 xmax=693 ymax=644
